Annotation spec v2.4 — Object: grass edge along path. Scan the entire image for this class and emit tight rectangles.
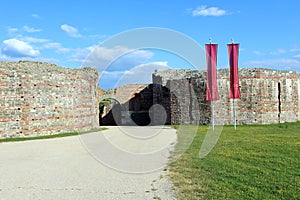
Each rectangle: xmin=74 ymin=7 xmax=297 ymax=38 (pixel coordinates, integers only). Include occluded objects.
xmin=0 ymin=127 xmax=107 ymax=143
xmin=168 ymin=122 xmax=300 ymax=200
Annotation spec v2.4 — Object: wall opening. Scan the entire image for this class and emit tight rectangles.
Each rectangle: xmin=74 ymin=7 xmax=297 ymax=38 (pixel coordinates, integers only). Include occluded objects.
xmin=278 ymin=82 xmax=282 ymax=122
xmin=129 ymin=92 xmax=151 ymax=126
xmin=99 ymin=98 xmax=121 ymax=126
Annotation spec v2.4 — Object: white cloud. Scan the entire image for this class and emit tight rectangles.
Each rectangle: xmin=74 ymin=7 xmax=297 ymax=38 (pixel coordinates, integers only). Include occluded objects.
xmin=253 ymin=50 xmax=265 ymax=56
xmin=61 ymin=24 xmax=82 ymax=38
xmin=74 ymin=45 xmax=154 ymax=71
xmin=243 ymin=58 xmax=300 ymax=70
xmin=32 ymin=14 xmax=40 ymax=19
xmin=192 ymin=5 xmax=227 ymax=17
xmin=43 ymin=42 xmax=70 ymax=53
xmin=119 ymin=61 xmax=169 ymax=84
xmin=99 ymin=62 xmax=169 ymax=89
xmin=8 ymin=28 xmax=18 ymax=35
xmin=1 ymin=38 xmax=40 ymax=58
xmin=270 ymin=48 xmax=286 ymax=55
xmin=290 ymin=48 xmax=300 ymax=53
xmin=43 ymin=42 xmax=61 ymax=49
xmin=21 ymin=36 xmax=49 ymax=43
xmin=8 ymin=26 xmax=42 ymax=35
xmin=23 ymin=25 xmax=41 ymax=33
xmin=99 ymin=70 xmax=127 ymax=90
xmin=293 ymin=54 xmax=300 ymax=59
xmin=87 ymin=34 xmax=107 ymax=40
xmin=70 ymin=46 xmax=96 ymax=63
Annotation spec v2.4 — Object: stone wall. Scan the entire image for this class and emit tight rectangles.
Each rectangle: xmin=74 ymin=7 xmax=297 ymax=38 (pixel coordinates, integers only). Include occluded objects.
xmin=153 ymin=68 xmax=300 ymax=125
xmin=0 ymin=61 xmax=99 ymax=138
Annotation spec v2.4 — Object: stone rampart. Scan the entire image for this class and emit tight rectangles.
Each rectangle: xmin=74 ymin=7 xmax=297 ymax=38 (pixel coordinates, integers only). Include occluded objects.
xmin=153 ymin=68 xmax=300 ymax=125
xmin=0 ymin=61 xmax=99 ymax=138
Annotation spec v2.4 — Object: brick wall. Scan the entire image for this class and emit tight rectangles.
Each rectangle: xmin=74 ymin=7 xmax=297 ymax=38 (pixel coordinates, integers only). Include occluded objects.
xmin=153 ymin=68 xmax=300 ymax=125
xmin=0 ymin=61 xmax=99 ymax=138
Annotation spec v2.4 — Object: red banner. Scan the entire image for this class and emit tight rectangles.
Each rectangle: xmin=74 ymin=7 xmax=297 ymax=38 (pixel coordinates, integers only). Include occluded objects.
xmin=206 ymin=44 xmax=219 ymax=101
xmin=228 ymin=43 xmax=241 ymax=99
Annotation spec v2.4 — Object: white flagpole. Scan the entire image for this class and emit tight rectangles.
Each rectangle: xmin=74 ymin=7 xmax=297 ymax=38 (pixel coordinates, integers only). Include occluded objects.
xmin=233 ymin=99 xmax=236 ymax=130
xmin=208 ymin=38 xmax=215 ymax=131
xmin=231 ymin=38 xmax=237 ymax=130
xmin=212 ymin=101 xmax=215 ymax=131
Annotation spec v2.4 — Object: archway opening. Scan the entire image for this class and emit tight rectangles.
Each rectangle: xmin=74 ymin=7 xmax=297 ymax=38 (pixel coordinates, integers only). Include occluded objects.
xmin=99 ymin=98 xmax=121 ymax=126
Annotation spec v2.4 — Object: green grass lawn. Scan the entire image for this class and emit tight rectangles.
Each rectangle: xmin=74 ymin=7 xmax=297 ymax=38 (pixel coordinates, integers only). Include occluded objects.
xmin=169 ymin=122 xmax=300 ymax=200
xmin=0 ymin=127 xmax=107 ymax=143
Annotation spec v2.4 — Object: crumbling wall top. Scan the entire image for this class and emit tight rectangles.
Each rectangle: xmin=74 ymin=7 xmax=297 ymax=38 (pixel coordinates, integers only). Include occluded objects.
xmin=153 ymin=68 xmax=300 ymax=86
xmin=0 ymin=61 xmax=98 ymax=78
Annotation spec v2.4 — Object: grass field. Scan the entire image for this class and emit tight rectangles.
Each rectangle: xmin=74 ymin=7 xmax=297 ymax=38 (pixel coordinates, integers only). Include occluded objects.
xmin=0 ymin=127 xmax=107 ymax=143
xmin=169 ymin=122 xmax=300 ymax=200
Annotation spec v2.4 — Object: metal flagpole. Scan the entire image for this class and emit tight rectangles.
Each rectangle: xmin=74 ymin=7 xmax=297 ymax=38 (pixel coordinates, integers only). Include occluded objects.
xmin=231 ymin=38 xmax=237 ymax=130
xmin=212 ymin=100 xmax=215 ymax=131
xmin=209 ymin=38 xmax=215 ymax=131
xmin=233 ymin=99 xmax=236 ymax=130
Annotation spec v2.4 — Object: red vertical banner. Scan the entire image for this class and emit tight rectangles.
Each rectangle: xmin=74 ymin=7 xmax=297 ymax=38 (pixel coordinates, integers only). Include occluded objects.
xmin=206 ymin=44 xmax=219 ymax=101
xmin=228 ymin=43 xmax=241 ymax=99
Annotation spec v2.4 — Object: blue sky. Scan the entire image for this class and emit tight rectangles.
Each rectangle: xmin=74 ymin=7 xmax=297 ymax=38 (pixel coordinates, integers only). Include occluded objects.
xmin=1 ymin=0 xmax=300 ymax=89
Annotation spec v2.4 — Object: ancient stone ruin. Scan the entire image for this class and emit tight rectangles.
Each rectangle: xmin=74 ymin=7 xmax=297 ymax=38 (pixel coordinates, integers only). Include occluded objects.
xmin=100 ymin=84 xmax=170 ymax=126
xmin=154 ymin=68 xmax=300 ymax=125
xmin=1 ymin=60 xmax=299 ymax=138
xmin=101 ymin=68 xmax=300 ymax=126
xmin=0 ymin=61 xmax=99 ymax=138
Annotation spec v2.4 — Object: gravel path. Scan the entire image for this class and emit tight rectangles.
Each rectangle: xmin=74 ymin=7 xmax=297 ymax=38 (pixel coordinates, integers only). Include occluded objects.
xmin=0 ymin=126 xmax=177 ymax=200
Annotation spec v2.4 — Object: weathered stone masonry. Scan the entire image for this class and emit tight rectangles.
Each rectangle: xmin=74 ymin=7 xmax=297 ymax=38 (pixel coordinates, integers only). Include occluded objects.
xmin=99 ymin=68 xmax=300 ymax=126
xmin=153 ymin=68 xmax=300 ymax=125
xmin=0 ymin=61 xmax=99 ymax=138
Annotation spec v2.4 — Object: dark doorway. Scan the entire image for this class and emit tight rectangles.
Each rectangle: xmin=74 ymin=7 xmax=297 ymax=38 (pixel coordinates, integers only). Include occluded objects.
xmin=278 ymin=82 xmax=282 ymax=122
xmin=99 ymin=98 xmax=121 ymax=126
xmin=129 ymin=92 xmax=151 ymax=126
